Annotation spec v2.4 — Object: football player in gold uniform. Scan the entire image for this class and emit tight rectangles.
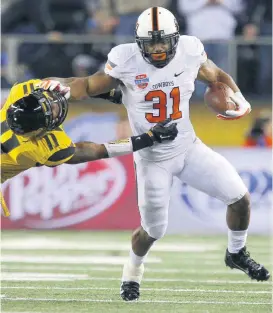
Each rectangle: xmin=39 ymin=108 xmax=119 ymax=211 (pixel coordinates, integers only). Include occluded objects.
xmin=1 ymin=79 xmax=178 ymax=216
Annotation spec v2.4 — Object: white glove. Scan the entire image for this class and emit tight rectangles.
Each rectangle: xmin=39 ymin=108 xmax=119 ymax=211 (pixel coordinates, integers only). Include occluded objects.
xmin=217 ymin=92 xmax=251 ymax=120
xmin=38 ymin=80 xmax=71 ymax=100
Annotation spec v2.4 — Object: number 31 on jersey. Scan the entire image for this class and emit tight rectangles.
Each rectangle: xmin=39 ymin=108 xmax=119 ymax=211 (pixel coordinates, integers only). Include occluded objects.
xmin=145 ymin=87 xmax=182 ymax=123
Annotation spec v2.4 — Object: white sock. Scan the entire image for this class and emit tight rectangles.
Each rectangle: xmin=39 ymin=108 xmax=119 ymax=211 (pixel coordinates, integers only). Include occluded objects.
xmin=129 ymin=248 xmax=147 ymax=267
xmin=228 ymin=229 xmax=248 ymax=253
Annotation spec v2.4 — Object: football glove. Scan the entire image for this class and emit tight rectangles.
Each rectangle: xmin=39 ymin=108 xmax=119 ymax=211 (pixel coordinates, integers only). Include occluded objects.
xmin=148 ymin=118 xmax=178 ymax=143
xmin=38 ymin=80 xmax=71 ymax=100
xmin=217 ymin=92 xmax=251 ymax=120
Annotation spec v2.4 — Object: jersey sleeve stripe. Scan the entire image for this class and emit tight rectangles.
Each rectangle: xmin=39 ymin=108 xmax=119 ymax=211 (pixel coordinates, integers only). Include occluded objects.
xmin=1 ymin=121 xmax=9 ymax=134
xmin=23 ymin=84 xmax=28 ymax=95
xmin=47 ymin=146 xmax=75 ymax=162
xmin=44 ymin=135 xmax=53 ymax=151
xmin=1 ymin=134 xmax=20 ymax=153
xmin=49 ymin=134 xmax=58 ymax=148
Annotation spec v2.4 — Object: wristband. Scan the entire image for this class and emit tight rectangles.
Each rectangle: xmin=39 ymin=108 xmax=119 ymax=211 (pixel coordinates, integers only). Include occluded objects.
xmin=131 ymin=132 xmax=154 ymax=151
xmin=104 ymin=132 xmax=154 ymax=157
xmin=104 ymin=138 xmax=133 ymax=157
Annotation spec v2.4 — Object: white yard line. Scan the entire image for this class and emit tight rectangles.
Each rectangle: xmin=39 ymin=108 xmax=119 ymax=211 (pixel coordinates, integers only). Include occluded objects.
xmin=1 ymin=272 xmax=88 ymax=282
xmin=0 ymin=255 xmax=161 ymax=265
xmin=1 ymin=273 xmax=88 ymax=278
xmin=2 ymin=297 xmax=271 ymax=305
xmin=2 ymin=286 xmax=271 ymax=294
xmin=0 ymin=260 xmax=237 ymax=266
xmin=2 ymin=253 xmax=270 ymax=263
xmin=2 ymin=278 xmax=79 ymax=282
xmin=85 ymin=277 xmax=272 ymax=285
xmin=1 ymin=273 xmax=272 ymax=284
xmin=0 ymin=265 xmax=245 ymax=275
xmin=1 ymin=239 xmax=220 ymax=252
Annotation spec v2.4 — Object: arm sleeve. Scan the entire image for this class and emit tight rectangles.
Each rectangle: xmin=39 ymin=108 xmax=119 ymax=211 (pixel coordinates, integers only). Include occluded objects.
xmin=44 ymin=145 xmax=75 ymax=167
xmin=43 ymin=129 xmax=76 ymax=167
xmin=188 ymin=36 xmax=208 ymax=66
xmin=104 ymin=46 xmax=127 ymax=81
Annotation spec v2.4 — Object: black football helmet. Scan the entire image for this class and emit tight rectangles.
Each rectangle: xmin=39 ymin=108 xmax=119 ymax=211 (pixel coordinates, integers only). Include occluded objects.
xmin=6 ymin=89 xmax=68 ymax=137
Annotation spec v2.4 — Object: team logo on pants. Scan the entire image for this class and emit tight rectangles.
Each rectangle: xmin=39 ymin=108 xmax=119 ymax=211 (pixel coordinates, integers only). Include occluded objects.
xmin=135 ymin=74 xmax=149 ymax=89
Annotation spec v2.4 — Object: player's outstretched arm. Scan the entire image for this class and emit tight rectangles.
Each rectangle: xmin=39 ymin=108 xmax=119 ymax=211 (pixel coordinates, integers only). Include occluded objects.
xmin=42 ymin=72 xmax=120 ymax=101
xmin=197 ymin=59 xmax=251 ymax=119
xmin=197 ymin=59 xmax=239 ymax=93
xmin=66 ymin=118 xmax=178 ymax=164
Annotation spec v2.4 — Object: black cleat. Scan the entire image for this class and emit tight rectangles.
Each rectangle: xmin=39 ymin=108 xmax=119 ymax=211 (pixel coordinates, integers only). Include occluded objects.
xmin=225 ymin=246 xmax=270 ymax=281
xmin=120 ymin=281 xmax=140 ymax=301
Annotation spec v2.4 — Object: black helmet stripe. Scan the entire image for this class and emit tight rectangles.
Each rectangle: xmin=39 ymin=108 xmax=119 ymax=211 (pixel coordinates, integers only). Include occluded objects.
xmin=151 ymin=7 xmax=159 ymax=31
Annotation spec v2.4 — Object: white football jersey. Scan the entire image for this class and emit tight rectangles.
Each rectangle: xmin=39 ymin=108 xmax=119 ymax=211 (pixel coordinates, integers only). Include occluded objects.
xmin=104 ymin=35 xmax=207 ymax=161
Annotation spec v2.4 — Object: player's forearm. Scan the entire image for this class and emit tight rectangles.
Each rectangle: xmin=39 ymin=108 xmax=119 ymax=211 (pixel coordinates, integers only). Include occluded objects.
xmin=86 ymin=72 xmax=119 ymax=97
xmin=216 ymin=70 xmax=240 ymax=93
xmin=43 ymin=77 xmax=88 ymax=100
xmin=44 ymin=77 xmax=77 ymax=85
xmin=42 ymin=72 xmax=120 ymax=102
xmin=43 ymin=76 xmax=96 ymax=100
xmin=198 ymin=59 xmax=240 ymax=94
xmin=47 ymin=76 xmax=106 ymax=101
xmin=68 ymin=75 xmax=120 ymax=102
xmin=66 ymin=142 xmax=108 ymax=164
xmin=66 ymin=134 xmax=154 ymax=164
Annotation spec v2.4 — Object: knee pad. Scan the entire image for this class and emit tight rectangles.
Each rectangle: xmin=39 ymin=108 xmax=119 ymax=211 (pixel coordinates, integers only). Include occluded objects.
xmin=142 ymin=223 xmax=168 ymax=240
xmin=145 ymin=183 xmax=166 ymax=210
xmin=140 ymin=203 xmax=168 ymax=240
xmin=137 ymin=164 xmax=171 ymax=241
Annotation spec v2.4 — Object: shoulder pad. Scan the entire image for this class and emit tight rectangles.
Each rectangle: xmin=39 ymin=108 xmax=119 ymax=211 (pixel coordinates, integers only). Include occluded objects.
xmin=179 ymin=36 xmax=204 ymax=57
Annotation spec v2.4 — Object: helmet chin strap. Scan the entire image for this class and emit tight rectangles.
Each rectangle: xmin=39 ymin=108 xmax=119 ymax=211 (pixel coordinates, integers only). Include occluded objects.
xmin=154 ymin=63 xmax=166 ymax=68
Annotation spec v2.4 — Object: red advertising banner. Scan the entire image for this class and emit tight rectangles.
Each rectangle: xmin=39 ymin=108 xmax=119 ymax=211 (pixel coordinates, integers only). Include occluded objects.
xmin=1 ymin=155 xmax=140 ymax=230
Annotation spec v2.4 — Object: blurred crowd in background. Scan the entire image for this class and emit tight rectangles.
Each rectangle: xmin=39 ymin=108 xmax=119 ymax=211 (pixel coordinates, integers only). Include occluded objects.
xmin=1 ymin=0 xmax=272 ymax=97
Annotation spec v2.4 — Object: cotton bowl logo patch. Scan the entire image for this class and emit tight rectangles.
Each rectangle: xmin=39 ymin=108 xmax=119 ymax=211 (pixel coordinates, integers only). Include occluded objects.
xmin=135 ymin=74 xmax=149 ymax=89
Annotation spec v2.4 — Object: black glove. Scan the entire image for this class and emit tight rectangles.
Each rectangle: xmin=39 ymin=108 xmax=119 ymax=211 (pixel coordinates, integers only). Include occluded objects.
xmin=148 ymin=118 xmax=178 ymax=143
xmin=94 ymin=88 xmax=122 ymax=104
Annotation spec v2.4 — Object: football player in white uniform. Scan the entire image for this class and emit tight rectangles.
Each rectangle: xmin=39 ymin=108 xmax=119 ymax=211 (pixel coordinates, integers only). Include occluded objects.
xmin=41 ymin=6 xmax=270 ymax=301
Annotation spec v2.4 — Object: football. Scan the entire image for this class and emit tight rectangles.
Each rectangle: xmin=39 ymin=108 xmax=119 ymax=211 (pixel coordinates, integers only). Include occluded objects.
xmin=204 ymin=82 xmax=236 ymax=115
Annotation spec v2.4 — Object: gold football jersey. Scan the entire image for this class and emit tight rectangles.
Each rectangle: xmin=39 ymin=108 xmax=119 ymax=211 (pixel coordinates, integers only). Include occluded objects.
xmin=1 ymin=79 xmax=75 ymax=183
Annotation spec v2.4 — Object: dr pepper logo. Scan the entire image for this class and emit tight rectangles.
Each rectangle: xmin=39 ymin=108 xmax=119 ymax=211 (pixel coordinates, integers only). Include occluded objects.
xmin=3 ymin=159 xmax=127 ymax=229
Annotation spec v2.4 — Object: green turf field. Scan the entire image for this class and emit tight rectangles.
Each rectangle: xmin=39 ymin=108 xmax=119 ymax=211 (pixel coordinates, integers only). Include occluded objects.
xmin=1 ymin=231 xmax=272 ymax=313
